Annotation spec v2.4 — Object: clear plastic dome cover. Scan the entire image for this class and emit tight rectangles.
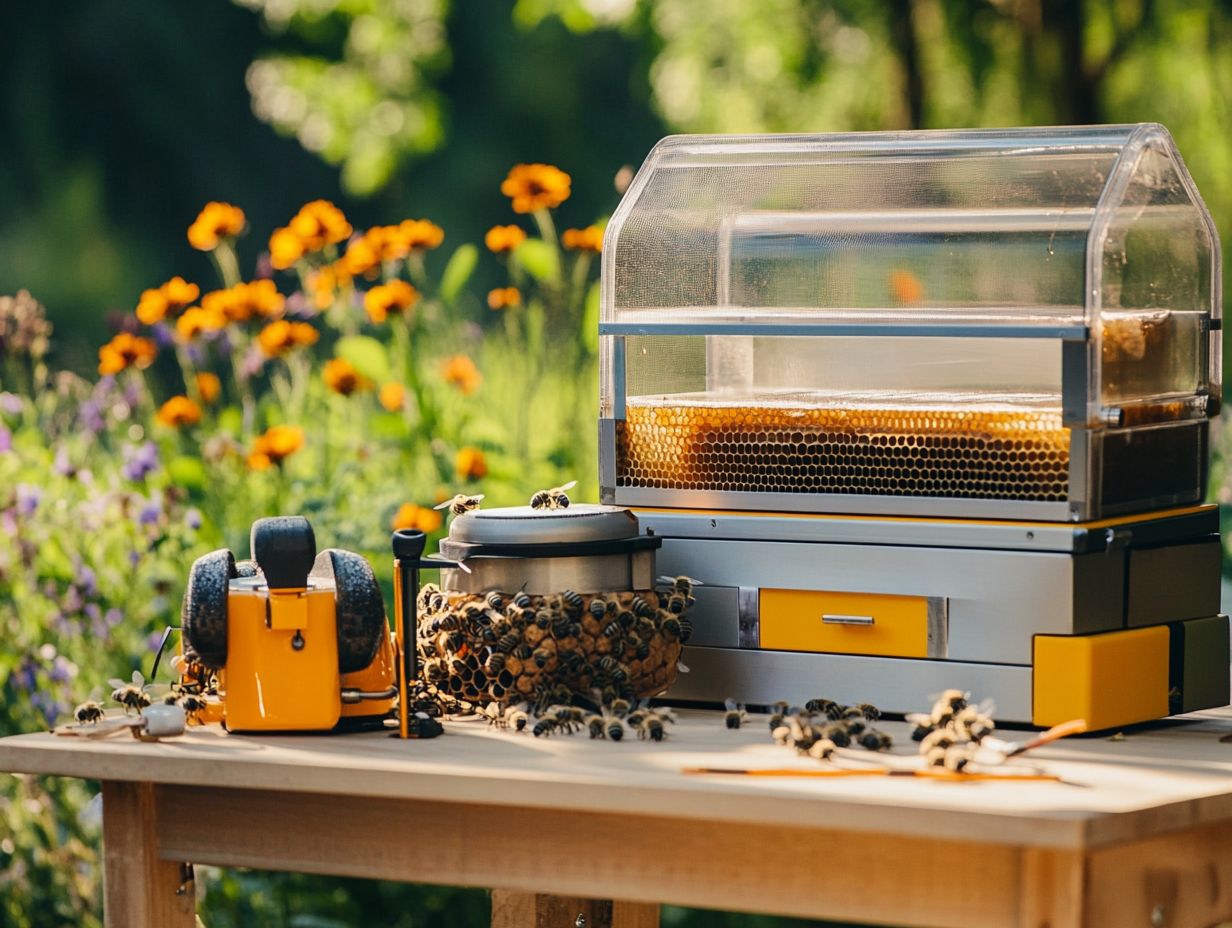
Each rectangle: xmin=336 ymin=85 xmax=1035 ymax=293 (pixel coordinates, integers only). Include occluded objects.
xmin=599 ymin=125 xmax=1221 ymax=522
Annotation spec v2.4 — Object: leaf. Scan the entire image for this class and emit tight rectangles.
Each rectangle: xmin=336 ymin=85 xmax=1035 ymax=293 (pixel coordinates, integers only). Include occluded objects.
xmin=581 ymin=281 xmax=600 ymax=355
xmin=513 ymin=239 xmax=560 ymax=283
xmin=167 ymin=456 xmax=206 ymax=492
xmin=336 ymin=335 xmax=391 ymax=383
xmin=216 ymin=406 xmax=243 ymax=437
xmin=439 ymin=244 xmax=478 ymax=304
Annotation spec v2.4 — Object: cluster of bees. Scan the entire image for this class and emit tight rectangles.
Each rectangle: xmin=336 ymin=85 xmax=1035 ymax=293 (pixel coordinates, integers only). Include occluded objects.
xmin=907 ymin=689 xmax=996 ymax=772
xmin=72 ymin=665 xmax=214 ymax=727
xmin=759 ymin=699 xmax=894 ymax=760
xmin=415 ymin=577 xmax=695 ymax=713
xmin=483 ymin=695 xmax=677 ymax=741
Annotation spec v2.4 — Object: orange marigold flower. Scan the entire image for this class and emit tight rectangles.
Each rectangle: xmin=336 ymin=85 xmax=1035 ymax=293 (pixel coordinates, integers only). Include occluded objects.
xmin=340 ymin=234 xmax=381 ymax=278
xmin=396 ymin=218 xmax=445 ymax=252
xmin=501 ymin=163 xmax=571 ymax=214
xmin=175 ymin=304 xmax=227 ymax=342
xmin=203 ymin=280 xmax=286 ymax=323
xmin=196 ymin=372 xmax=222 ymax=404
xmin=289 ymin=199 xmax=353 ymax=251
xmin=484 ymin=224 xmax=527 ymax=254
xmin=391 ymin=502 xmax=443 ymax=533
xmin=155 ymin=395 xmax=202 ymax=428
xmin=98 ymin=332 xmax=157 ymax=376
xmin=323 ymin=357 xmax=369 ymax=396
xmin=188 ymin=202 xmax=246 ymax=251
xmin=364 ymin=280 xmax=419 ymax=324
xmin=379 ymin=381 xmax=406 ymax=412
xmin=441 ymin=354 xmax=482 ymax=395
xmin=487 ymin=287 xmax=522 ymax=310
xmin=258 ymin=320 xmax=319 ymax=357
xmin=269 ymin=226 xmax=307 ymax=271
xmin=562 ymin=225 xmax=603 ymax=253
xmin=455 ymin=446 xmax=489 ymax=481
xmin=310 ymin=264 xmax=352 ymax=311
xmin=136 ymin=276 xmax=200 ymax=326
xmin=889 ymin=269 xmax=923 ymax=304
xmin=248 ymin=424 xmax=304 ymax=469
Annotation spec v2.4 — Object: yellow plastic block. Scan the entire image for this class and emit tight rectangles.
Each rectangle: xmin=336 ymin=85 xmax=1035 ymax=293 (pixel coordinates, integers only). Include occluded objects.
xmin=339 ymin=628 xmax=397 ymax=719
xmin=760 ymin=589 xmax=929 ymax=658
xmin=1033 ymin=626 xmax=1169 ymax=730
xmin=224 ymin=586 xmax=341 ymax=731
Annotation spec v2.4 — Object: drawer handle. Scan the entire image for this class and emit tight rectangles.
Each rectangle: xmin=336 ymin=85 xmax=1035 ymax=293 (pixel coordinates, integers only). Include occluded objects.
xmin=822 ymin=613 xmax=875 ymax=626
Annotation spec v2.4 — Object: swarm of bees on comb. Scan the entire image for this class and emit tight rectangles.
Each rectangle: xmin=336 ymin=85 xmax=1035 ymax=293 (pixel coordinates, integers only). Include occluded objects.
xmin=907 ymin=689 xmax=997 ymax=773
xmin=762 ymin=699 xmax=894 ymax=760
xmin=414 ymin=576 xmax=696 ymax=718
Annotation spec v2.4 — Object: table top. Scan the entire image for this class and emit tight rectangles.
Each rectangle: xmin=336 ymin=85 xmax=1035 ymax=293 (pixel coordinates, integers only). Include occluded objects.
xmin=5 ymin=707 xmax=1232 ymax=851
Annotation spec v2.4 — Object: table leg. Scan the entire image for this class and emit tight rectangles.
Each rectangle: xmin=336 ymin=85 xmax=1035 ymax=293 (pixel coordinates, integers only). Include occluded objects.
xmin=491 ymin=890 xmax=659 ymax=928
xmin=102 ymin=781 xmax=196 ymax=928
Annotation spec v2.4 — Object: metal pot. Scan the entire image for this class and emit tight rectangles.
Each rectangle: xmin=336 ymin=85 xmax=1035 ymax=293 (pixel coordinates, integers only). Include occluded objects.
xmin=430 ymin=504 xmax=660 ymax=595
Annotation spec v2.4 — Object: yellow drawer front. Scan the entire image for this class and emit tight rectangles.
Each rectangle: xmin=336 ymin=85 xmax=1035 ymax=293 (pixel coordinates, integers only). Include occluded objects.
xmin=1033 ymin=626 xmax=1169 ymax=731
xmin=759 ymin=589 xmax=930 ymax=658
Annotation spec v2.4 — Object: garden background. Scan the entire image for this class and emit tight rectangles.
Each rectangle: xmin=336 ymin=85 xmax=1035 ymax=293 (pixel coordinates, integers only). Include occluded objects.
xmin=2 ymin=1 xmax=1231 ymax=926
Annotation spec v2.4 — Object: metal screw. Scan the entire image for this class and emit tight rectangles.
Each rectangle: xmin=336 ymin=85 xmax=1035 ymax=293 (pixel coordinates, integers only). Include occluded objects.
xmin=1150 ymin=904 xmax=1166 ymax=927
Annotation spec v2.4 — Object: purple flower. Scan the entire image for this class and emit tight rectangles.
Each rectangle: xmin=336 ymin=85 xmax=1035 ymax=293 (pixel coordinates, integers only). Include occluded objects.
xmin=105 ymin=607 xmax=123 ymax=628
xmin=84 ymin=603 xmax=101 ymax=622
xmin=53 ymin=448 xmax=76 ymax=477
xmin=146 ymin=631 xmax=165 ymax=653
xmin=78 ymin=400 xmax=105 ymax=435
xmin=185 ymin=507 xmax=203 ymax=531
xmin=128 ymin=550 xmax=141 ymax=567
xmin=150 ymin=322 xmax=176 ymax=349
xmin=138 ymin=500 xmax=161 ymax=526
xmin=74 ymin=562 xmax=98 ymax=597
xmin=0 ymin=392 xmax=22 ymax=415
xmin=14 ymin=483 xmax=40 ymax=517
xmin=121 ymin=442 xmax=159 ymax=481
xmin=0 ymin=425 xmax=10 ymax=453
xmin=255 ymin=252 xmax=274 ymax=280
xmin=30 ymin=692 xmax=61 ymax=727
xmin=50 ymin=656 xmax=76 ymax=684
xmin=285 ymin=292 xmax=308 ymax=317
xmin=11 ymin=658 xmax=36 ymax=693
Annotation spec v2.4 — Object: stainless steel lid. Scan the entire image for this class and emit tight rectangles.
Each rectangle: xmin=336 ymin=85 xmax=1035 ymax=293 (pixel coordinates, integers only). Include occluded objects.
xmin=447 ymin=504 xmax=641 ymax=547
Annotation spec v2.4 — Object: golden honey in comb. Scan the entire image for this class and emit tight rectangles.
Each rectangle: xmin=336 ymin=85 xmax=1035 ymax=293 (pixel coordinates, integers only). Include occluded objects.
xmin=616 ymin=393 xmax=1072 ymax=502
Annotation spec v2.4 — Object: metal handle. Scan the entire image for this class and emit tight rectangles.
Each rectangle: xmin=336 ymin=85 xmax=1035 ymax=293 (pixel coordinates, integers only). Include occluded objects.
xmin=822 ymin=613 xmax=875 ymax=626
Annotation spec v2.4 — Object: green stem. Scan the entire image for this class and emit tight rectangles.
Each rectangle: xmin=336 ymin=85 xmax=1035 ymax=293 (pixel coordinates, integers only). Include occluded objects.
xmin=212 ymin=243 xmax=242 ymax=289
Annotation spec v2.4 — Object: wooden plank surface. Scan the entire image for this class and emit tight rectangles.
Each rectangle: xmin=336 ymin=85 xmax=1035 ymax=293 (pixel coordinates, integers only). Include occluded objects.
xmin=155 ymin=784 xmax=1032 ymax=927
xmin=7 ymin=709 xmax=1232 ymax=850
xmin=102 ymin=782 xmax=196 ymax=928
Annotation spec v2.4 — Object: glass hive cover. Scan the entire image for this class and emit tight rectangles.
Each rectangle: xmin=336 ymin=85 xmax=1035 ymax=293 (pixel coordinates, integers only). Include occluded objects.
xmin=600 ymin=125 xmax=1221 ymax=519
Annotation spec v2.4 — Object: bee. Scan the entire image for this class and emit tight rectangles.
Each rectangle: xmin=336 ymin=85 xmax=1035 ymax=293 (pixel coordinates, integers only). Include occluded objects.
xmin=532 ymin=648 xmax=552 ymax=669
xmin=558 ymin=650 xmax=587 ymax=674
xmin=529 ymin=480 xmax=577 ymax=510
xmin=609 ymin=698 xmax=631 ymax=719
xmin=855 ymin=703 xmax=882 ymax=722
xmin=919 ymin=728 xmax=956 ymax=755
xmin=822 ymin=723 xmax=851 ymax=748
xmin=494 ymin=631 xmax=521 ymax=655
xmin=661 ymin=616 xmax=682 ymax=640
xmin=424 ymin=660 xmax=448 ymax=684
xmin=435 ymin=494 xmax=485 ymax=517
xmin=723 ymin=698 xmax=747 ymax=730
xmin=483 ymin=703 xmax=508 ymax=727
xmin=431 ymin=613 xmax=460 ymax=633
xmin=584 ymin=712 xmax=607 ymax=739
xmin=73 ymin=692 xmax=105 ymax=726
xmin=632 ymin=712 xmax=666 ymax=741
xmin=551 ymin=614 xmax=572 ymax=638
xmin=634 ymin=640 xmax=650 ymax=660
xmin=418 ymin=584 xmax=446 ymax=612
xmin=804 ymin=698 xmax=837 ymax=717
xmin=532 ymin=717 xmax=561 ymax=737
xmin=176 ymin=693 xmax=207 ymax=722
xmin=506 ymin=703 xmax=530 ymax=732
xmin=588 ymin=598 xmax=609 ymax=619
xmin=484 ymin=591 xmax=506 ymax=611
xmin=930 ymin=689 xmax=969 ymax=726
xmin=663 ymin=592 xmax=691 ymax=615
xmin=560 ymin=589 xmax=584 ymax=614
xmin=630 ymin=595 xmax=654 ymax=618
xmin=512 ymin=591 xmax=532 ymax=610
xmin=677 ymin=616 xmax=693 ymax=643
xmin=545 ymin=705 xmax=585 ymax=733
xmin=602 ymin=621 xmax=623 ymax=640
xmin=939 ymin=743 xmax=977 ymax=773
xmin=768 ymin=701 xmax=790 ymax=731
xmin=534 ymin=611 xmax=552 ymax=630
xmin=952 ymin=705 xmax=995 ymax=743
xmin=109 ymin=671 xmax=151 ymax=715
xmin=616 ymin=608 xmax=636 ymax=630
xmin=657 ymin=575 xmax=702 ymax=597
xmin=860 ymin=729 xmax=893 ymax=752
xmin=807 ymin=737 xmax=837 ymax=761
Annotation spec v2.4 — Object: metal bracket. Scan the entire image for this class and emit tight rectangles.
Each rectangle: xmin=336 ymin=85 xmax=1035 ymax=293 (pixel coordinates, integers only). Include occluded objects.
xmin=926 ymin=597 xmax=949 ymax=659
xmin=738 ymin=587 xmax=760 ymax=649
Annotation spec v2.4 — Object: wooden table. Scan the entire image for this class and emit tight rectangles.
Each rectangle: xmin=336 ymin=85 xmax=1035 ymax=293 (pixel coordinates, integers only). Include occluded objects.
xmin=7 ymin=709 xmax=1232 ymax=928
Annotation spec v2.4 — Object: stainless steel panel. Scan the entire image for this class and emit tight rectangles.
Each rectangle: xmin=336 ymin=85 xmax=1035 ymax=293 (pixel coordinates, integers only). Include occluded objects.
xmin=655 ymin=538 xmax=1115 ymax=664
xmin=665 ymin=646 xmax=1034 ymax=721
xmin=598 ymin=419 xmax=617 ymax=503
xmin=615 ymin=485 xmax=1075 ymax=522
xmin=599 ymin=321 xmax=1089 ymax=340
xmin=926 ymin=597 xmax=949 ymax=658
xmin=684 ymin=586 xmax=741 ymax=648
xmin=439 ymin=551 xmax=653 ymax=596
